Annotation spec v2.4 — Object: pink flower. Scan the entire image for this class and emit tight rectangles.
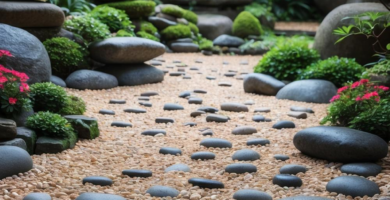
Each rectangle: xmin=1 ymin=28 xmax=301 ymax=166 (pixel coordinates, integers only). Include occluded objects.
xmin=330 ymin=95 xmax=340 ymax=103
xmin=337 ymin=86 xmax=349 ymax=94
xmin=0 ymin=76 xmax=7 ymax=84
xmin=361 ymin=91 xmax=379 ymax=100
xmin=0 ymin=50 xmax=12 ymax=57
xmin=375 ymin=86 xmax=389 ymax=91
xmin=8 ymin=97 xmax=17 ymax=105
xmin=20 ymin=82 xmax=29 ymax=92
xmin=0 ymin=65 xmax=11 ymax=73
xmin=355 ymin=96 xmax=361 ymax=101
xmin=359 ymin=79 xmax=369 ymax=84
xmin=351 ymin=81 xmax=360 ymax=89
xmin=375 ymin=97 xmax=380 ymax=102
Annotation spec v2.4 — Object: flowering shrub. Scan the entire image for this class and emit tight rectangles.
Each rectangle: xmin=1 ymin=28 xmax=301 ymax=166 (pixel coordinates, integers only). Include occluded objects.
xmin=321 ymin=79 xmax=390 ymax=140
xmin=0 ymin=50 xmax=31 ymax=117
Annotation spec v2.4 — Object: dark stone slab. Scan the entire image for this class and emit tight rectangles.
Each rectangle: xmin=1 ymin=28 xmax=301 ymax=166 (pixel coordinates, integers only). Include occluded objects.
xmin=326 ymin=176 xmax=380 ymax=197
xmin=232 ymin=126 xmax=257 ymax=135
xmin=244 ymin=73 xmax=285 ymax=95
xmin=340 ymin=163 xmax=382 ymax=177
xmin=141 ymin=129 xmax=166 ymax=136
xmin=290 ymin=106 xmax=314 ymax=113
xmin=139 ymin=101 xmax=152 ymax=107
xmin=34 ymin=137 xmax=69 ymax=154
xmin=66 ymin=70 xmax=118 ymax=90
xmin=124 ymin=108 xmax=147 ymax=113
xmin=232 ymin=149 xmax=260 ymax=161
xmin=274 ymin=154 xmax=290 ymax=161
xmin=99 ymin=109 xmax=115 ymax=115
xmin=163 ymin=103 xmax=184 ymax=111
xmin=184 ymin=122 xmax=197 ymax=127
xmin=0 ymin=146 xmax=33 ymax=179
xmin=188 ymin=178 xmax=224 ymax=189
xmin=0 ymin=138 xmax=27 ymax=150
xmin=200 ymin=138 xmax=232 ymax=148
xmin=159 ymin=147 xmax=182 ymax=155
xmin=288 ymin=112 xmax=308 ymax=119
xmin=50 ymin=75 xmax=66 ymax=87
xmin=109 ymin=99 xmax=126 ymax=104
xmin=225 ymin=163 xmax=257 ymax=174
xmin=198 ymin=106 xmax=218 ymax=113
xmin=122 ymin=169 xmax=152 ymax=178
xmin=188 ymin=97 xmax=203 ymax=104
xmin=280 ymin=164 xmax=307 ymax=175
xmin=141 ymin=91 xmax=159 ymax=97
xmin=273 ymin=174 xmax=302 ymax=187
xmin=191 ymin=151 xmax=216 ymax=160
xmin=155 ymin=117 xmax=175 ymax=124
xmin=247 ymin=138 xmax=270 ymax=146
xmin=233 ymin=189 xmax=272 ymax=200
xmin=201 ymin=129 xmax=214 ymax=136
xmin=273 ymin=121 xmax=296 ymax=129
xmin=252 ymin=115 xmax=266 ymax=122
xmin=0 ymin=118 xmax=17 ymax=141
xmin=221 ymin=103 xmax=248 ymax=112
xmin=206 ymin=114 xmax=229 ymax=123
xmin=191 ymin=111 xmax=206 ymax=117
xmin=179 ymin=91 xmax=191 ymax=98
xmin=146 ymin=185 xmax=179 ymax=198
xmin=16 ymin=127 xmax=37 ymax=154
xmin=64 ymin=115 xmax=99 ymax=139
xmin=83 ymin=176 xmax=113 ymax=186
xmin=111 ymin=121 xmax=132 ymax=127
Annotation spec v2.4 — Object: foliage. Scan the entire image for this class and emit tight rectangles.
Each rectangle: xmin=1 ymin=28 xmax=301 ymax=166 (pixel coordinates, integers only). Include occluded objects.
xmin=321 ymin=79 xmax=390 ymax=140
xmin=198 ymin=39 xmax=213 ymax=51
xmin=136 ymin=31 xmax=160 ymax=42
xmin=161 ymin=24 xmax=192 ymax=41
xmin=233 ymin=11 xmax=263 ymax=38
xmin=188 ymin=22 xmax=199 ymax=35
xmin=183 ymin=10 xmax=198 ymax=24
xmin=239 ymin=35 xmax=279 ymax=54
xmin=105 ymin=0 xmax=156 ymax=18
xmin=63 ymin=15 xmax=110 ymax=43
xmin=116 ymin=29 xmax=136 ymax=37
xmin=27 ymin=111 xmax=74 ymax=139
xmin=245 ymin=2 xmax=275 ymax=22
xmin=59 ymin=95 xmax=86 ymax=115
xmin=49 ymin=0 xmax=95 ymax=16
xmin=300 ymin=57 xmax=365 ymax=87
xmin=161 ymin=5 xmax=185 ymax=18
xmin=254 ymin=38 xmax=320 ymax=81
xmin=89 ymin=6 xmax=132 ymax=32
xmin=30 ymin=82 xmax=68 ymax=113
xmin=43 ymin=37 xmax=89 ymax=78
xmin=139 ymin=21 xmax=158 ymax=35
xmin=364 ymin=58 xmax=390 ymax=76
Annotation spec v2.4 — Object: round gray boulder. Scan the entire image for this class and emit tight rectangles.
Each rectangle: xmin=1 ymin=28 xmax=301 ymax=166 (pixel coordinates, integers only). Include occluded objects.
xmin=198 ymin=14 xmax=233 ymax=40
xmin=326 ymin=176 xmax=380 ymax=197
xmin=244 ymin=73 xmax=285 ymax=96
xmin=0 ymin=146 xmax=33 ymax=180
xmin=213 ymin=34 xmax=245 ymax=47
xmin=66 ymin=70 xmax=118 ymax=90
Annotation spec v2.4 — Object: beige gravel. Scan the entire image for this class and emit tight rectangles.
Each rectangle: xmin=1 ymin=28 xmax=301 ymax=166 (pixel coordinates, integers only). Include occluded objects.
xmin=0 ymin=53 xmax=389 ymax=200
xmin=275 ymin=22 xmax=320 ymax=32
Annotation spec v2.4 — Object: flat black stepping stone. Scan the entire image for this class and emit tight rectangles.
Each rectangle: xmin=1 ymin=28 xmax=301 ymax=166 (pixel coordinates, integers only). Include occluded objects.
xmin=264 ymin=118 xmax=272 ymax=122
xmin=232 ymin=126 xmax=257 ymax=135
xmin=291 ymin=106 xmax=314 ymax=113
xmin=220 ymin=103 xmax=248 ymax=112
xmin=111 ymin=121 xmax=132 ymax=127
xmin=191 ymin=111 xmax=206 ymax=117
xmin=188 ymin=97 xmax=203 ymax=104
xmin=254 ymin=108 xmax=270 ymax=113
xmin=198 ymin=106 xmax=218 ymax=113
xmin=183 ymin=76 xmax=191 ymax=79
xmin=23 ymin=193 xmax=51 ymax=200
xmin=141 ymin=129 xmax=166 ymax=136
xmin=280 ymin=164 xmax=307 ymax=175
xmin=179 ymin=91 xmax=191 ymax=98
xmin=253 ymin=115 xmax=266 ymax=122
xmin=146 ymin=185 xmax=179 ymax=198
xmin=225 ymin=163 xmax=257 ymax=174
xmin=193 ymin=89 xmax=207 ymax=94
xmin=195 ymin=60 xmax=203 ymax=63
xmin=82 ymin=176 xmax=113 ymax=186
xmin=206 ymin=76 xmax=216 ymax=80
xmin=124 ymin=108 xmax=146 ymax=113
xmin=273 ymin=174 xmax=302 ymax=187
xmin=139 ymin=102 xmax=152 ymax=107
xmin=75 ymin=193 xmax=125 ymax=200
xmin=138 ymin=97 xmax=150 ymax=101
xmin=191 ymin=151 xmax=215 ymax=160
xmin=247 ymin=138 xmax=270 ymax=146
xmin=232 ymin=149 xmax=260 ymax=161
xmin=109 ymin=99 xmax=126 ymax=104
xmin=165 ymin=164 xmax=191 ymax=172
xmin=184 ymin=122 xmax=197 ymax=127
xmin=233 ymin=189 xmax=272 ymax=200
xmin=326 ymin=176 xmax=380 ymax=197
xmin=272 ymin=121 xmax=295 ymax=129
xmin=159 ymin=147 xmax=182 ymax=155
xmin=141 ymin=91 xmax=158 ymax=97
xmin=200 ymin=138 xmax=232 ymax=148
xmin=274 ymin=154 xmax=290 ymax=161
xmin=190 ymin=67 xmax=199 ymax=70
xmin=288 ymin=111 xmax=307 ymax=119
xmin=218 ymin=82 xmax=232 ymax=87
xmin=122 ymin=169 xmax=152 ymax=178
xmin=280 ymin=196 xmax=332 ymax=200
xmin=224 ymin=72 xmax=236 ymax=77
xmin=99 ymin=109 xmax=115 ymax=115
xmin=163 ymin=103 xmax=184 ymax=111
xmin=150 ymin=61 xmax=162 ymax=66
xmin=340 ymin=163 xmax=382 ymax=177
xmin=155 ymin=117 xmax=175 ymax=124
xmin=173 ymin=60 xmax=181 ymax=63
xmin=201 ymin=129 xmax=214 ymax=136
xmin=170 ymin=72 xmax=184 ymax=76
xmin=206 ymin=114 xmax=229 ymax=123
xmin=188 ymin=178 xmax=224 ymax=189
xmin=177 ymin=68 xmax=185 ymax=72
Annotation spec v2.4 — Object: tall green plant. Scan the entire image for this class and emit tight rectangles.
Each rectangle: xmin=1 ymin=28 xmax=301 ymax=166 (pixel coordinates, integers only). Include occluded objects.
xmin=50 ymin=0 xmax=95 ymax=16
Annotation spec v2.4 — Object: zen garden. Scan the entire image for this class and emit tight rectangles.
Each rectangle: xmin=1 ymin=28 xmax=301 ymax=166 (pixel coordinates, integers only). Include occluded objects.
xmin=1 ymin=0 xmax=390 ymax=199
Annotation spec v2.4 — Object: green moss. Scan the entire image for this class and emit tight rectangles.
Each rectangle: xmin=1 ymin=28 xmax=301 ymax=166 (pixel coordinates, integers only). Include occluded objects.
xmin=139 ymin=20 xmax=158 ymax=34
xmin=161 ymin=5 xmax=185 ymax=18
xmin=160 ymin=24 xmax=192 ymax=41
xmin=188 ymin=22 xmax=199 ymax=35
xmin=90 ymin=5 xmax=132 ymax=32
xmin=183 ymin=10 xmax=198 ymax=24
xmin=59 ymin=95 xmax=87 ymax=115
xmin=136 ymin=31 xmax=160 ymax=42
xmin=116 ymin=29 xmax=136 ymax=37
xmin=105 ymin=0 xmax=156 ymax=19
xmin=233 ymin=11 xmax=263 ymax=38
xmin=199 ymin=39 xmax=213 ymax=50
xmin=63 ymin=15 xmax=110 ymax=43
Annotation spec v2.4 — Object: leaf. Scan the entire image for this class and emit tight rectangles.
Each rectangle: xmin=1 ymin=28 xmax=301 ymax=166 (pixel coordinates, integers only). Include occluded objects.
xmin=387 ymin=43 xmax=390 ymax=50
xmin=335 ymin=34 xmax=352 ymax=44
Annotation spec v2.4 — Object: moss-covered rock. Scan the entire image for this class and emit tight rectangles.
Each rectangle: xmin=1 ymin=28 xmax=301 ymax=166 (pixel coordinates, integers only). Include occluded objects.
xmin=137 ymin=31 xmax=160 ymax=42
xmin=116 ymin=29 xmax=136 ymax=37
xmin=161 ymin=24 xmax=192 ymax=41
xmin=199 ymin=39 xmax=213 ymax=51
xmin=161 ymin=5 xmax=185 ymax=18
xmin=233 ymin=11 xmax=263 ymax=38
xmin=139 ymin=21 xmax=158 ymax=35
xmin=188 ymin=22 xmax=199 ymax=35
xmin=105 ymin=0 xmax=156 ymax=19
xmin=16 ymin=127 xmax=37 ymax=155
xmin=183 ymin=10 xmax=198 ymax=24
xmin=64 ymin=115 xmax=100 ymax=139
xmin=35 ymin=137 xmax=70 ymax=154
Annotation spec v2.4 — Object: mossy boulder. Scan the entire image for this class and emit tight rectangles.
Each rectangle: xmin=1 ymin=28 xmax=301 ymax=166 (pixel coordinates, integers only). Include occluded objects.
xmin=64 ymin=115 xmax=100 ymax=139
xmin=161 ymin=24 xmax=192 ymax=41
xmin=183 ymin=10 xmax=198 ymax=24
xmin=16 ymin=127 xmax=37 ymax=155
xmin=137 ymin=31 xmax=160 ymax=42
xmin=233 ymin=11 xmax=263 ymax=38
xmin=104 ymin=0 xmax=156 ymax=18
xmin=35 ymin=137 xmax=70 ymax=154
xmin=161 ymin=5 xmax=185 ymax=18
xmin=188 ymin=22 xmax=199 ymax=35
xmin=139 ymin=20 xmax=158 ymax=34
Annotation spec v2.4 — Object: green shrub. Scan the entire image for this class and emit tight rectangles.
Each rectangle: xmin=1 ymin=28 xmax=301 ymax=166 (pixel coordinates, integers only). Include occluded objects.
xmin=30 ymin=82 xmax=68 ymax=113
xmin=105 ymin=0 xmax=156 ymax=18
xmin=300 ymin=56 xmax=365 ymax=87
xmin=188 ymin=22 xmax=199 ymax=35
xmin=43 ymin=37 xmax=89 ymax=78
xmin=27 ymin=111 xmax=74 ymax=139
xmin=116 ymin=29 xmax=136 ymax=37
xmin=139 ymin=21 xmax=158 ymax=35
xmin=161 ymin=24 xmax=192 ymax=41
xmin=233 ymin=11 xmax=263 ymax=38
xmin=89 ymin=6 xmax=132 ymax=32
xmin=198 ymin=39 xmax=213 ymax=50
xmin=63 ymin=15 xmax=110 ymax=43
xmin=364 ymin=59 xmax=390 ymax=76
xmin=254 ymin=40 xmax=320 ymax=81
xmin=136 ymin=31 xmax=160 ymax=42
xmin=161 ymin=5 xmax=185 ymax=18
xmin=183 ymin=10 xmax=198 ymax=24
xmin=59 ymin=95 xmax=86 ymax=115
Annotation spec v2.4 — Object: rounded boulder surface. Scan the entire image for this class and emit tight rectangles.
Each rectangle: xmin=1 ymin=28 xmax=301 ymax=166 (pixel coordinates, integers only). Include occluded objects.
xmin=232 ymin=149 xmax=260 ymax=161
xmin=272 ymin=174 xmax=302 ymax=187
xmin=50 ymin=75 xmax=66 ymax=87
xmin=66 ymin=70 xmax=118 ymax=90
xmin=252 ymin=115 xmax=266 ymax=122
xmin=326 ymin=176 xmax=380 ymax=197
xmin=191 ymin=151 xmax=216 ymax=160
xmin=280 ymin=196 xmax=333 ymax=200
xmin=200 ymin=138 xmax=232 ymax=148
xmin=0 ymin=146 xmax=33 ymax=180
xmin=188 ymin=178 xmax=224 ymax=189
xmin=244 ymin=73 xmax=285 ymax=96
xmin=340 ymin=163 xmax=382 ymax=177
xmin=276 ymin=80 xmax=337 ymax=103
xmin=274 ymin=154 xmax=290 ymax=161
xmin=89 ymin=37 xmax=165 ymax=64
xmin=247 ymin=138 xmax=270 ymax=146
xmin=197 ymin=14 xmax=233 ymax=40
xmin=159 ymin=147 xmax=182 ymax=155
xmin=221 ymin=103 xmax=248 ymax=112
xmin=75 ymin=193 xmax=126 ymax=200
xmin=273 ymin=121 xmax=295 ymax=129
xmin=122 ymin=169 xmax=152 ymax=178
xmin=146 ymin=185 xmax=179 ymax=198
xmin=293 ymin=126 xmax=388 ymax=162
xmin=163 ymin=103 xmax=184 ymax=111
xmin=0 ymin=24 xmax=51 ymax=84
xmin=82 ymin=176 xmax=113 ymax=186
xmin=165 ymin=164 xmax=191 ymax=172
xmin=171 ymin=43 xmax=199 ymax=53
xmin=225 ymin=163 xmax=257 ymax=174
xmin=213 ymin=34 xmax=245 ymax=47
xmin=124 ymin=108 xmax=146 ymax=113
xmin=233 ymin=189 xmax=273 ymax=200
xmin=23 ymin=193 xmax=51 ymax=200
xmin=280 ymin=164 xmax=307 ymax=175
xmin=206 ymin=114 xmax=229 ymax=123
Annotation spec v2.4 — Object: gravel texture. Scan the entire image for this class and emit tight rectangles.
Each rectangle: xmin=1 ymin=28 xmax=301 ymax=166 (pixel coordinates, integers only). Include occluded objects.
xmin=0 ymin=53 xmax=389 ymax=200
xmin=275 ymin=22 xmax=319 ymax=32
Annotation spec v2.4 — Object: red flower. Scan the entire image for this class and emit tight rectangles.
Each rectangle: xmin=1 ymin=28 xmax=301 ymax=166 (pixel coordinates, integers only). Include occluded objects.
xmin=356 ymin=96 xmax=362 ymax=101
xmin=330 ymin=95 xmax=340 ymax=103
xmin=351 ymin=81 xmax=360 ymax=89
xmin=0 ymin=65 xmax=11 ymax=73
xmin=8 ymin=97 xmax=17 ymax=105
xmin=337 ymin=86 xmax=349 ymax=94
xmin=375 ymin=86 xmax=389 ymax=91
xmin=0 ymin=76 xmax=7 ymax=84
xmin=19 ymin=82 xmax=29 ymax=92
xmin=0 ymin=50 xmax=12 ymax=57
xmin=359 ymin=79 xmax=369 ymax=84
xmin=361 ymin=91 xmax=379 ymax=100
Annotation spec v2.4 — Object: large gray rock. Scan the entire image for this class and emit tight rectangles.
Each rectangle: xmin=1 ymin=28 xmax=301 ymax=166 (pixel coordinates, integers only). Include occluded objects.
xmin=198 ymin=14 xmax=233 ymax=40
xmin=244 ymin=73 xmax=285 ymax=96
xmin=213 ymin=34 xmax=244 ymax=47
xmin=89 ymin=37 xmax=165 ymax=64
xmin=293 ymin=126 xmax=388 ymax=162
xmin=0 ymin=2 xmax=64 ymax=28
xmin=99 ymin=64 xmax=164 ymax=86
xmin=0 ymin=24 xmax=51 ymax=84
xmin=171 ymin=43 xmax=199 ymax=53
xmin=75 ymin=193 xmax=126 ymax=200
xmin=66 ymin=70 xmax=118 ymax=90
xmin=0 ymin=138 xmax=27 ymax=150
xmin=23 ymin=193 xmax=51 ymax=200
xmin=50 ymin=75 xmax=66 ymax=87
xmin=64 ymin=115 xmax=100 ymax=139
xmin=16 ymin=127 xmax=37 ymax=155
xmin=0 ymin=146 xmax=33 ymax=180
xmin=326 ymin=176 xmax=380 ymax=197
xmin=313 ymin=3 xmax=390 ymax=65
xmin=0 ymin=118 xmax=17 ymax=141
xmin=148 ymin=16 xmax=177 ymax=30
xmin=276 ymin=80 xmax=337 ymax=103
xmin=34 ymin=137 xmax=70 ymax=155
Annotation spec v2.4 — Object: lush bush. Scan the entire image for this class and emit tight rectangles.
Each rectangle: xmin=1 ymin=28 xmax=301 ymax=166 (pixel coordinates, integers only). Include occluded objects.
xmin=49 ymin=0 xmax=95 ymax=16
xmin=30 ymin=82 xmax=68 ymax=113
xmin=254 ymin=39 xmax=320 ymax=81
xmin=160 ymin=24 xmax=192 ymax=41
xmin=90 ymin=6 xmax=132 ymax=32
xmin=105 ymin=0 xmax=156 ymax=18
xmin=188 ymin=22 xmax=199 ymax=35
xmin=43 ymin=37 xmax=89 ymax=78
xmin=183 ymin=10 xmax=198 ymax=24
xmin=59 ymin=95 xmax=86 ymax=115
xmin=63 ymin=15 xmax=110 ymax=43
xmin=198 ymin=39 xmax=213 ymax=51
xmin=136 ymin=31 xmax=160 ymax=42
xmin=161 ymin=5 xmax=185 ymax=18
xmin=300 ymin=57 xmax=365 ymax=87
xmin=27 ymin=111 xmax=74 ymax=139
xmin=321 ymin=79 xmax=390 ymax=140
xmin=116 ymin=29 xmax=136 ymax=37
xmin=233 ymin=11 xmax=263 ymax=38
xmin=365 ymin=59 xmax=390 ymax=76
xmin=139 ymin=21 xmax=158 ymax=35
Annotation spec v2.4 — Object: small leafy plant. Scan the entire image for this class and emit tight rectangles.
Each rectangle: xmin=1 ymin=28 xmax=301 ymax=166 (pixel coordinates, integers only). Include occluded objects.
xmin=49 ymin=0 xmax=95 ymax=16
xmin=90 ymin=6 xmax=132 ymax=32
xmin=63 ymin=15 xmax=110 ymax=43
xmin=27 ymin=111 xmax=74 ymax=139
xmin=59 ymin=95 xmax=86 ymax=115
xmin=30 ymin=82 xmax=68 ymax=113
